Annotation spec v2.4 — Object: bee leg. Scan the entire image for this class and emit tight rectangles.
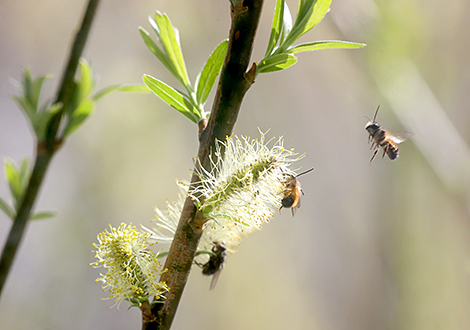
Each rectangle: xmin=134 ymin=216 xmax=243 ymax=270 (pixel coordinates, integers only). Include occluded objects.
xmin=194 ymin=260 xmax=204 ymax=268
xmin=370 ymin=141 xmax=378 ymax=150
xmin=369 ymin=149 xmax=379 ymax=164
xmin=382 ymin=145 xmax=390 ymax=160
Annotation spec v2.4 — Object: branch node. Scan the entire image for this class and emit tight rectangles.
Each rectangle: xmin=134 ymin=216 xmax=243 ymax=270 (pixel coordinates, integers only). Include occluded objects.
xmin=232 ymin=0 xmax=248 ymax=17
xmin=141 ymin=301 xmax=157 ymax=324
xmin=245 ymin=62 xmax=257 ymax=85
xmin=188 ymin=209 xmax=205 ymax=235
xmin=198 ymin=118 xmax=209 ymax=140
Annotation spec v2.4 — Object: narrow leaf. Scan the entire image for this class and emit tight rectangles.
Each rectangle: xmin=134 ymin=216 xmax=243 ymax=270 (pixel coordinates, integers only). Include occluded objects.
xmin=62 ymin=81 xmax=80 ymax=116
xmin=282 ymin=0 xmax=332 ymax=51
xmin=93 ymin=84 xmax=121 ymax=101
xmin=300 ymin=0 xmax=331 ymax=34
xmin=35 ymin=103 xmax=62 ymax=141
xmin=296 ymin=0 xmax=312 ymax=24
xmin=148 ymin=15 xmax=160 ymax=36
xmin=63 ymin=100 xmax=95 ymax=137
xmin=0 ymin=197 xmax=15 ymax=219
xmin=265 ymin=0 xmax=285 ymax=56
xmin=195 ymin=39 xmax=228 ymax=105
xmin=139 ymin=28 xmax=179 ymax=79
xmin=19 ymin=158 xmax=30 ymax=194
xmin=22 ymin=69 xmax=34 ymax=110
xmin=155 ymin=14 xmax=190 ymax=87
xmin=119 ymin=85 xmax=152 ymax=93
xmin=143 ymin=75 xmax=199 ymax=123
xmin=157 ymin=252 xmax=169 ymax=259
xmin=30 ymin=211 xmax=56 ymax=220
xmin=279 ymin=2 xmax=293 ymax=45
xmin=257 ymin=54 xmax=298 ymax=74
xmin=76 ymin=59 xmax=93 ymax=102
xmin=288 ymin=40 xmax=366 ymax=53
xmin=12 ymin=95 xmax=36 ymax=122
xmin=31 ymin=74 xmax=52 ymax=111
xmin=4 ymin=160 xmax=22 ymax=205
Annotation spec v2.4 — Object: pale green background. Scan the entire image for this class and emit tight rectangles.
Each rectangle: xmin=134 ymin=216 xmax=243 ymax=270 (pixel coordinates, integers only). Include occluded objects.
xmin=1 ymin=0 xmax=470 ymax=329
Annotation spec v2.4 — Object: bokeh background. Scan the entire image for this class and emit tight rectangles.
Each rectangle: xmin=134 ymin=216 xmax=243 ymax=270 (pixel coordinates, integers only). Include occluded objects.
xmin=1 ymin=0 xmax=470 ymax=329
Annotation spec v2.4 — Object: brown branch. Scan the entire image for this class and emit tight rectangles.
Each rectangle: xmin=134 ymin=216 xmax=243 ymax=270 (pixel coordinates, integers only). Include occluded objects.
xmin=0 ymin=0 xmax=101 ymax=297
xmin=144 ymin=0 xmax=264 ymax=329
xmin=47 ymin=0 xmax=101 ymax=149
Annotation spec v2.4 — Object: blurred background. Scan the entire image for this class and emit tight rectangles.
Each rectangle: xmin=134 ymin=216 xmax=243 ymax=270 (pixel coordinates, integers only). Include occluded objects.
xmin=1 ymin=0 xmax=470 ymax=329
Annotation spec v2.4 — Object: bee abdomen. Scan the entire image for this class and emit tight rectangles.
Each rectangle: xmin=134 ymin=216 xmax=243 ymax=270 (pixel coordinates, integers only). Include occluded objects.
xmin=281 ymin=195 xmax=295 ymax=208
xmin=384 ymin=143 xmax=399 ymax=160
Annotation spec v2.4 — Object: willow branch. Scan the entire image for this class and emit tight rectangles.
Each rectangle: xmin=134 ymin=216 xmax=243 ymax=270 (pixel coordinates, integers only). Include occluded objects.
xmin=143 ymin=1 xmax=264 ymax=329
xmin=0 ymin=0 xmax=101 ymax=297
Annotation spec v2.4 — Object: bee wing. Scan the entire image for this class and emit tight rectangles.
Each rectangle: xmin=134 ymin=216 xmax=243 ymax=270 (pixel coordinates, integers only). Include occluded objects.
xmin=386 ymin=131 xmax=413 ymax=144
xmin=209 ymin=267 xmax=223 ymax=290
xmin=291 ymin=207 xmax=296 ymax=217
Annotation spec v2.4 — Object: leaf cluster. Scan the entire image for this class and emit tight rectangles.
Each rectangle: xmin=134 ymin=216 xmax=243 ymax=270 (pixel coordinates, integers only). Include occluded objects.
xmin=135 ymin=12 xmax=228 ymax=124
xmin=0 ymin=158 xmax=55 ymax=221
xmin=12 ymin=60 xmax=119 ymax=141
xmin=1 ymin=60 xmax=118 ymax=221
xmin=133 ymin=2 xmax=365 ymax=125
xmin=59 ymin=60 xmax=119 ymax=137
xmin=257 ymin=0 xmax=365 ymax=74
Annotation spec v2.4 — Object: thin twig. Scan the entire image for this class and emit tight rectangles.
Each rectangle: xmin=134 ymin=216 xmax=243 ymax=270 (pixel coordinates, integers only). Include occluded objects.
xmin=143 ymin=0 xmax=264 ymax=329
xmin=0 ymin=0 xmax=101 ymax=297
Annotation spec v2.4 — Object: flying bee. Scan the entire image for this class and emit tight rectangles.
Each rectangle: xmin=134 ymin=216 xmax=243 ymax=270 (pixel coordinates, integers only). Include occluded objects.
xmin=280 ymin=168 xmax=314 ymax=217
xmin=365 ymin=105 xmax=411 ymax=164
xmin=197 ymin=241 xmax=227 ymax=290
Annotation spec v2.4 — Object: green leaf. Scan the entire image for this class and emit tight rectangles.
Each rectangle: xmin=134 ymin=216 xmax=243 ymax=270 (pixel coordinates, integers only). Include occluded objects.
xmin=119 ymin=85 xmax=152 ymax=93
xmin=214 ymin=214 xmax=236 ymax=221
xmin=157 ymin=251 xmax=169 ymax=259
xmin=139 ymin=27 xmax=179 ymax=79
xmin=300 ymin=0 xmax=331 ymax=33
xmin=282 ymin=0 xmax=332 ymax=51
xmin=19 ymin=158 xmax=30 ymax=194
xmin=62 ymin=81 xmax=80 ymax=116
xmin=195 ymin=39 xmax=228 ymax=105
xmin=22 ymin=69 xmax=34 ymax=105
xmin=265 ymin=0 xmax=285 ymax=56
xmin=0 ymin=197 xmax=15 ymax=219
xmin=34 ymin=103 xmax=62 ymax=141
xmin=257 ymin=53 xmax=298 ymax=74
xmin=63 ymin=100 xmax=95 ymax=137
xmin=93 ymin=84 xmax=121 ymax=101
xmin=143 ymin=75 xmax=199 ymax=123
xmin=279 ymin=2 xmax=293 ymax=45
xmin=287 ymin=40 xmax=366 ymax=53
xmin=154 ymin=13 xmax=190 ymax=87
xmin=4 ymin=160 xmax=22 ymax=205
xmin=31 ymin=74 xmax=51 ymax=111
xmin=30 ymin=211 xmax=56 ymax=220
xmin=22 ymin=69 xmax=34 ymax=110
xmin=11 ymin=69 xmax=53 ymax=129
xmin=76 ymin=59 xmax=93 ymax=102
xmin=148 ymin=15 xmax=161 ymax=36
xmin=12 ymin=95 xmax=36 ymax=122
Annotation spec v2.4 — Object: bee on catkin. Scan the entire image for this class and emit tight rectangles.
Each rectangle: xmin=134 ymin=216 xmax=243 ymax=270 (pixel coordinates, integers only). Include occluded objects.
xmin=280 ymin=168 xmax=314 ymax=216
